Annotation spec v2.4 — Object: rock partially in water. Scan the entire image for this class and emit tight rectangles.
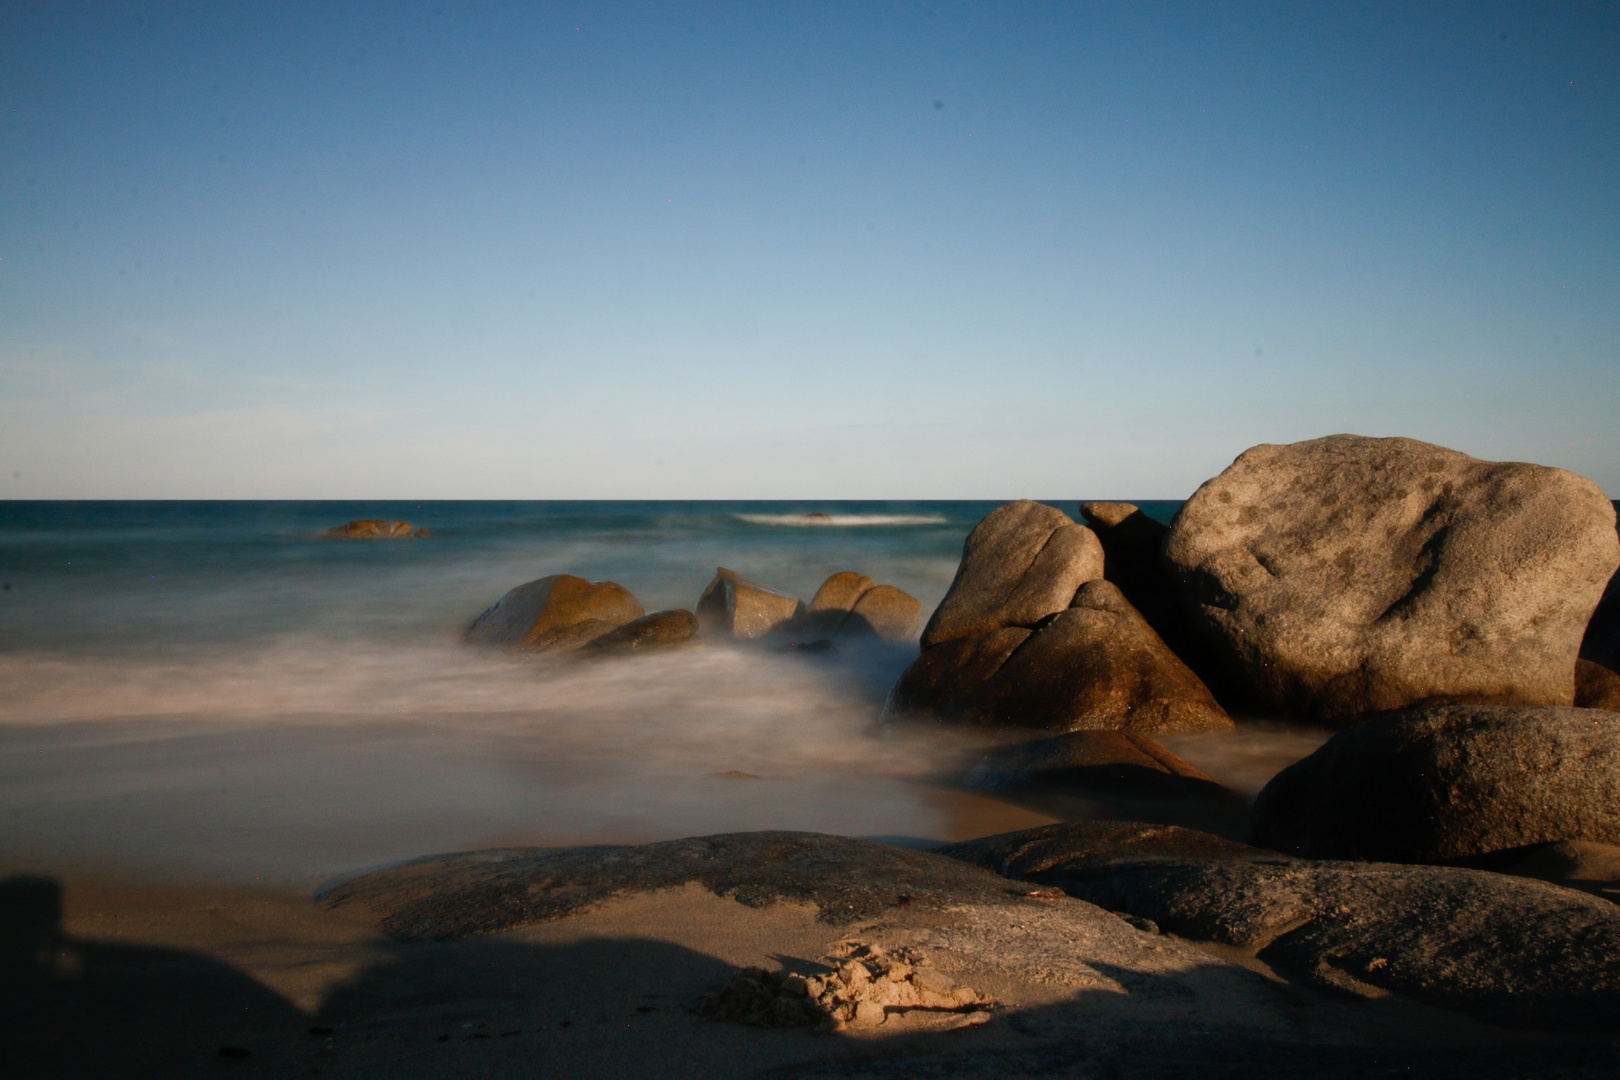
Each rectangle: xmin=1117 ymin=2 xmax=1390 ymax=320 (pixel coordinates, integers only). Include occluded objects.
xmin=322 ymin=519 xmax=429 ymax=539
xmin=1164 ymin=435 xmax=1619 ymax=725
xmin=696 ymin=568 xmax=804 ymax=641
xmin=1251 ymin=705 xmax=1620 ymax=863
xmin=1575 ymin=659 xmax=1620 ymax=711
xmin=889 ymin=580 xmax=1230 ymax=735
xmin=800 ymin=573 xmax=923 ymax=642
xmin=584 ymin=609 xmax=700 ymax=654
xmin=921 ymin=500 xmax=1103 ymax=649
xmin=464 ymin=574 xmax=645 ymax=651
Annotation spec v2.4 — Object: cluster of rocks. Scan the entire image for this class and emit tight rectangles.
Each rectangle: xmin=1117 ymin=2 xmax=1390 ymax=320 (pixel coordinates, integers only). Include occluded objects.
xmin=890 ymin=434 xmax=1620 ymax=741
xmin=464 ymin=567 xmax=923 ymax=657
xmin=322 ymin=518 xmax=430 ymax=539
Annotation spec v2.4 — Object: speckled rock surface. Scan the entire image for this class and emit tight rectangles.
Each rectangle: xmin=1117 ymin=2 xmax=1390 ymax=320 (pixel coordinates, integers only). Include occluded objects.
xmin=1164 ymin=435 xmax=1619 ymax=724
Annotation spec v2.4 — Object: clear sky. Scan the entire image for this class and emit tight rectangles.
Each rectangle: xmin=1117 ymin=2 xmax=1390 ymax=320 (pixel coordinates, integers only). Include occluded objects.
xmin=3 ymin=1 xmax=1616 ymax=498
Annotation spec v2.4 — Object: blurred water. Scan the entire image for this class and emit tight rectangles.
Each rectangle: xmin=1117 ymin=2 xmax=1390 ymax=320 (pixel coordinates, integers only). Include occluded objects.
xmin=0 ymin=499 xmax=1311 ymax=890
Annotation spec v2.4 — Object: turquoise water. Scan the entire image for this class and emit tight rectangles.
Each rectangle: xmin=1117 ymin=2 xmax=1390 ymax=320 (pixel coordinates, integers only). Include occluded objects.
xmin=3 ymin=499 xmax=1321 ymax=891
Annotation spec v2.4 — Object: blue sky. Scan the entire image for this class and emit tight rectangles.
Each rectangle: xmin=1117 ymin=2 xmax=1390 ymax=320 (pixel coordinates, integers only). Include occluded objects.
xmin=3 ymin=1 xmax=1616 ymax=498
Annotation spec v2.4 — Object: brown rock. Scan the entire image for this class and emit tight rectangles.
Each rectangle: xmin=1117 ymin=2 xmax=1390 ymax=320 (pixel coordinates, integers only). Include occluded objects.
xmin=1582 ymin=562 xmax=1620 ymax=671
xmin=941 ymin=820 xmax=1260 ymax=879
xmin=1165 ymin=435 xmax=1620 ymax=725
xmin=809 ymin=571 xmax=876 ymax=613
xmin=1499 ymin=839 xmax=1620 ymax=902
xmin=696 ymin=568 xmax=804 ymax=640
xmin=465 ymin=574 xmax=645 ymax=650
xmin=844 ymin=585 xmax=924 ymax=642
xmin=1576 ymin=659 xmax=1620 ymax=712
xmin=885 ymin=627 xmax=1031 ymax=719
xmin=964 ymin=730 xmax=1218 ymax=791
xmin=585 ymin=609 xmax=700 ymax=654
xmin=920 ymin=500 xmax=1104 ymax=649
xmin=323 ymin=519 xmax=429 ymax=539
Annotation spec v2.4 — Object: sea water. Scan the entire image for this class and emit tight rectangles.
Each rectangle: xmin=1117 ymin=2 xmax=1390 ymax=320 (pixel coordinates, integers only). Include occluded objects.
xmin=0 ymin=500 xmax=1319 ymax=890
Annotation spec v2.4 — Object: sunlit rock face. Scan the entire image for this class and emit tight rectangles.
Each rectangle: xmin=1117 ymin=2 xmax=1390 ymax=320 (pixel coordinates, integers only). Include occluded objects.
xmin=1165 ymin=434 xmax=1620 ymax=725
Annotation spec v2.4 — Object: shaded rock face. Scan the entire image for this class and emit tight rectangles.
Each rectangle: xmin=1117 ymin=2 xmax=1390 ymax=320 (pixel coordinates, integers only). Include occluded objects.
xmin=941 ymin=820 xmax=1620 ymax=1030
xmin=584 ymin=609 xmax=699 ymax=654
xmin=1080 ymin=502 xmax=1255 ymax=714
xmin=1497 ymin=839 xmax=1620 ymax=903
xmin=1165 ymin=435 xmax=1620 ymax=725
xmin=920 ymin=500 xmax=1104 ymax=649
xmin=960 ymin=732 xmax=1246 ymax=836
xmin=890 ymin=580 xmax=1231 ymax=735
xmin=1582 ymin=566 xmax=1620 ymax=671
xmin=1575 ymin=659 xmax=1620 ymax=712
xmin=942 ymin=820 xmax=1259 ymax=880
xmin=1034 ymin=853 xmax=1620 ymax=1029
xmin=696 ymin=568 xmax=804 ymax=640
xmin=323 ymin=519 xmax=429 ymax=539
xmin=801 ymin=573 xmax=924 ymax=642
xmin=464 ymin=574 xmax=645 ymax=650
xmin=1251 ymin=705 xmax=1620 ymax=863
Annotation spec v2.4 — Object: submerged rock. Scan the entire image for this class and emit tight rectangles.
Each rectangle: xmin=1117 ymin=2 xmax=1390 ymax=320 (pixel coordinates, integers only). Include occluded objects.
xmin=322 ymin=519 xmax=429 ymax=539
xmin=1164 ymin=435 xmax=1619 ymax=725
xmin=890 ymin=580 xmax=1230 ymax=735
xmin=1575 ymin=659 xmax=1620 ymax=711
xmin=464 ymin=574 xmax=645 ymax=651
xmin=696 ymin=568 xmax=804 ymax=640
xmin=942 ymin=820 xmax=1260 ymax=879
xmin=584 ymin=609 xmax=700 ymax=654
xmin=1251 ymin=705 xmax=1620 ymax=863
xmin=921 ymin=500 xmax=1104 ymax=649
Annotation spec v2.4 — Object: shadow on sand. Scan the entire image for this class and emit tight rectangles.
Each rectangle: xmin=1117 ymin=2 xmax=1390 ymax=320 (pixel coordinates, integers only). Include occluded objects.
xmin=3 ymin=874 xmax=1615 ymax=1080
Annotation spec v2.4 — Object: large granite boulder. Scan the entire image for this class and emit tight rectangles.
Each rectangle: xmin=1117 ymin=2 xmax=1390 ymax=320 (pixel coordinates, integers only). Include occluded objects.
xmin=1251 ymin=705 xmax=1620 ymax=862
xmin=1164 ymin=435 xmax=1619 ymax=725
xmin=942 ymin=822 xmax=1620 ymax=1029
xmin=801 ymin=573 xmax=923 ymax=642
xmin=323 ymin=519 xmax=429 ymax=539
xmin=465 ymin=574 xmax=644 ymax=650
xmin=889 ymin=580 xmax=1231 ymax=735
xmin=1576 ymin=659 xmax=1620 ymax=711
xmin=920 ymin=500 xmax=1103 ymax=649
xmin=696 ymin=568 xmax=804 ymax=640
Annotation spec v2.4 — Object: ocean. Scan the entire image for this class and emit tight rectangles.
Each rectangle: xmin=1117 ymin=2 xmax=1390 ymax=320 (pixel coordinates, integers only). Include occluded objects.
xmin=0 ymin=500 xmax=1321 ymax=891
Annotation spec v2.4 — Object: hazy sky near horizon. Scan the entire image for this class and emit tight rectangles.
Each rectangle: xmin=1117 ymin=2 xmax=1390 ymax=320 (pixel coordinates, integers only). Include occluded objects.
xmin=3 ymin=1 xmax=1617 ymax=499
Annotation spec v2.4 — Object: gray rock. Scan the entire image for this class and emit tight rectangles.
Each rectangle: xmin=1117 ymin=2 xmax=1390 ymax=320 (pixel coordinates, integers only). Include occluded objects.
xmin=889 ymin=581 xmax=1231 ymax=735
xmin=1030 ymin=853 xmax=1620 ymax=1029
xmin=1165 ymin=435 xmax=1620 ymax=724
xmin=465 ymin=574 xmax=645 ymax=650
xmin=1251 ymin=705 xmax=1620 ymax=862
xmin=696 ymin=568 xmax=804 ymax=640
xmin=920 ymin=500 xmax=1104 ymax=649
xmin=1575 ymin=659 xmax=1620 ymax=711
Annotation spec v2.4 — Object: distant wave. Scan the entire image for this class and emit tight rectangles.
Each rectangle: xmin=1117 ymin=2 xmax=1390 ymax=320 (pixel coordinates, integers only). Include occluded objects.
xmin=735 ymin=513 xmax=949 ymax=527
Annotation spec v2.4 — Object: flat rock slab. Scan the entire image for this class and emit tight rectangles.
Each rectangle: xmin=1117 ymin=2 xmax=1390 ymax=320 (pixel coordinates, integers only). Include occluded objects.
xmin=1252 ymin=705 xmax=1620 ymax=862
xmin=1002 ymin=851 xmax=1620 ymax=1029
xmin=321 ymin=831 xmax=1075 ymax=941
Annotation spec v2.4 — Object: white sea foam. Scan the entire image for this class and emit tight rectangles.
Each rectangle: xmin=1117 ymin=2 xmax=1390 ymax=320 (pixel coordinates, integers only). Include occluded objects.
xmin=735 ymin=513 xmax=948 ymax=527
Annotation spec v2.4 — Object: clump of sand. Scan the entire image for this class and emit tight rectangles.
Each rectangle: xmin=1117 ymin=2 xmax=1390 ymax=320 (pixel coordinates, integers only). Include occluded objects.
xmin=696 ymin=940 xmax=994 ymax=1032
